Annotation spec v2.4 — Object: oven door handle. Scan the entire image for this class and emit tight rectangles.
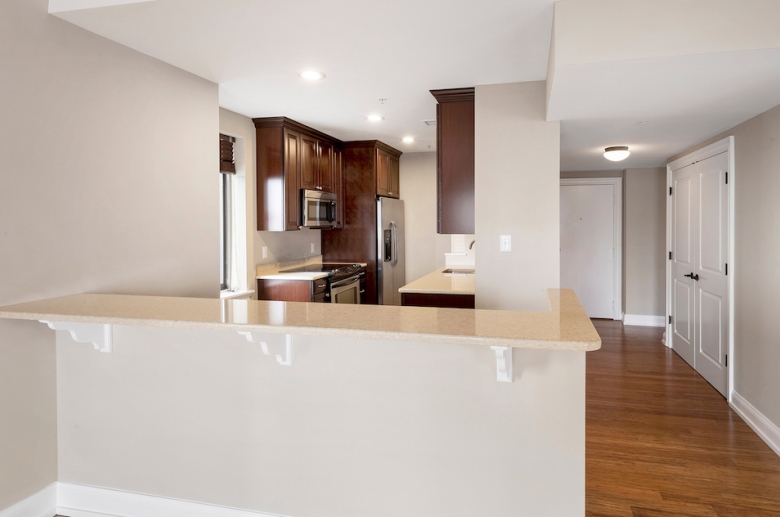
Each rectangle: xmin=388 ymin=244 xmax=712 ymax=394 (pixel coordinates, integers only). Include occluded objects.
xmin=330 ymin=274 xmax=361 ymax=288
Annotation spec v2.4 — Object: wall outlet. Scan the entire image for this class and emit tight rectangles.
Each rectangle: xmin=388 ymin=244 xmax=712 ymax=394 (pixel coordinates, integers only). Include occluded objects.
xmin=262 ymin=246 xmax=268 ymax=259
xmin=500 ymin=235 xmax=512 ymax=252
xmin=310 ymin=243 xmax=315 ymax=254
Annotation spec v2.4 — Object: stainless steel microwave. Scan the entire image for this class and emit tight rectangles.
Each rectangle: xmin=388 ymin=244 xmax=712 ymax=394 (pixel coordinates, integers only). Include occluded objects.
xmin=301 ymin=189 xmax=337 ymax=229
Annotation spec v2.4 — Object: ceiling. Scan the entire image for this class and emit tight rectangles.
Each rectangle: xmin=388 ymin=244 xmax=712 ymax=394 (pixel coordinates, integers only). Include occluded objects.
xmin=51 ymin=0 xmax=780 ymax=170
xmin=52 ymin=0 xmax=555 ymax=153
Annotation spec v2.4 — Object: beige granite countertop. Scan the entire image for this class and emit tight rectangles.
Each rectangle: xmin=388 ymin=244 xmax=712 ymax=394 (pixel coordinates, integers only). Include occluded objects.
xmin=0 ymin=290 xmax=600 ymax=351
xmin=256 ymin=257 xmax=367 ymax=280
xmin=399 ymin=267 xmax=475 ymax=295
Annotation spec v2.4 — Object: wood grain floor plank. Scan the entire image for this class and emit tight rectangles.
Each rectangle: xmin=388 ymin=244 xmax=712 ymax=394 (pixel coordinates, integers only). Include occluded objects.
xmin=587 ymin=320 xmax=780 ymax=516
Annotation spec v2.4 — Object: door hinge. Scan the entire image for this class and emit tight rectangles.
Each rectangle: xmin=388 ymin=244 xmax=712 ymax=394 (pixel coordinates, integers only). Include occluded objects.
xmin=725 ymin=354 xmax=728 ymax=367
xmin=725 ymin=263 xmax=728 ymax=275
xmin=725 ymin=172 xmax=729 ymax=184
xmin=669 ymin=187 xmax=673 ymax=196
xmin=669 ymin=251 xmax=672 ymax=260
xmin=669 ymin=315 xmax=672 ymax=325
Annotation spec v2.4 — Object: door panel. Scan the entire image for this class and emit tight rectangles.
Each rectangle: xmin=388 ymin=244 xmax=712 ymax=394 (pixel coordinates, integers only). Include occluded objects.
xmin=672 ymin=166 xmax=697 ymax=367
xmin=560 ymin=183 xmax=616 ymax=319
xmin=283 ymin=129 xmax=301 ymax=231
xmin=699 ymin=290 xmax=723 ymax=365
xmin=694 ymin=152 xmax=729 ymax=396
xmin=376 ymin=149 xmax=390 ymax=197
xmin=318 ymin=141 xmax=334 ymax=192
xmin=300 ymin=136 xmax=318 ymax=190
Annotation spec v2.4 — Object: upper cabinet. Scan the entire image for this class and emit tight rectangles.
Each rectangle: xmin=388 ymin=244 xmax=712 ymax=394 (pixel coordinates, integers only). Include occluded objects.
xmin=254 ymin=117 xmax=342 ymax=231
xmin=376 ymin=147 xmax=400 ymax=199
xmin=430 ymin=87 xmax=475 ymax=234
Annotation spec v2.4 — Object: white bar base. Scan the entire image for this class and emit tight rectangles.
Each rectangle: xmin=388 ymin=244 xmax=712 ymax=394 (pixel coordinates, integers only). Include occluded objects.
xmin=490 ymin=346 xmax=513 ymax=383
xmin=40 ymin=320 xmax=113 ymax=352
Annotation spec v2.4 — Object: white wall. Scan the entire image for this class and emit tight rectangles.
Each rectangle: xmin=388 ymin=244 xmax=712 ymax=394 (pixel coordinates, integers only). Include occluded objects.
xmin=669 ymin=102 xmax=780 ymax=429
xmin=475 ymin=82 xmax=561 ymax=311
xmin=0 ymin=0 xmax=218 ymax=510
xmin=399 ymin=152 xmax=451 ymax=282
xmin=57 ymin=327 xmax=585 ymax=517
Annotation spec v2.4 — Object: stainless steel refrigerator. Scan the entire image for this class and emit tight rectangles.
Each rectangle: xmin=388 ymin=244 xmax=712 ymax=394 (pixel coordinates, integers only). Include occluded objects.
xmin=376 ymin=197 xmax=406 ymax=305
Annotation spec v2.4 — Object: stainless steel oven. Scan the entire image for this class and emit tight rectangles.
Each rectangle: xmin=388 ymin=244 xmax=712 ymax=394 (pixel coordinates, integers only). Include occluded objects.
xmin=329 ymin=274 xmax=362 ymax=304
xmin=301 ymin=189 xmax=337 ymax=229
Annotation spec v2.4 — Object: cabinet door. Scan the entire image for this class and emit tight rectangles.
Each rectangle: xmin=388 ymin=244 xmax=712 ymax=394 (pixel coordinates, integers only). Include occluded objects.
xmin=300 ymin=135 xmax=318 ymax=190
xmin=388 ymin=154 xmax=400 ymax=198
xmin=437 ymin=99 xmax=475 ymax=234
xmin=334 ymin=148 xmax=345 ymax=229
xmin=376 ymin=148 xmax=390 ymax=197
xmin=283 ymin=128 xmax=301 ymax=230
xmin=318 ymin=141 xmax=334 ymax=192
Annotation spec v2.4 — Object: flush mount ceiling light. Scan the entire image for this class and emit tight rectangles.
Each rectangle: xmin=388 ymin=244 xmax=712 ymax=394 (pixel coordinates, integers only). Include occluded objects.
xmin=366 ymin=114 xmax=384 ymax=122
xmin=604 ymin=146 xmax=630 ymax=162
xmin=402 ymin=136 xmax=415 ymax=143
xmin=299 ymin=70 xmax=325 ymax=81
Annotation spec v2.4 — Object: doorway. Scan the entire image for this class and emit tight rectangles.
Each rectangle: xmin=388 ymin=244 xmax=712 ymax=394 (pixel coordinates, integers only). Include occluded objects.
xmin=667 ymin=137 xmax=734 ymax=398
xmin=560 ymin=178 xmax=623 ymax=320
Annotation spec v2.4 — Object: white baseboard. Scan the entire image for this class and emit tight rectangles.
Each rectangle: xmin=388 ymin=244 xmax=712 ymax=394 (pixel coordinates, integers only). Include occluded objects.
xmin=3 ymin=483 xmax=287 ymax=517
xmin=0 ymin=483 xmax=57 ymax=517
xmin=56 ymin=483 xmax=285 ymax=517
xmin=622 ymin=314 xmax=666 ymax=327
xmin=730 ymin=391 xmax=780 ymax=458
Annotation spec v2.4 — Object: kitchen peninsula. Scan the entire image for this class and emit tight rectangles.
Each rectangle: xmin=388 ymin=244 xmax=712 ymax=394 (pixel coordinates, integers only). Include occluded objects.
xmin=0 ymin=291 xmax=597 ymax=517
xmin=399 ymin=267 xmax=476 ymax=309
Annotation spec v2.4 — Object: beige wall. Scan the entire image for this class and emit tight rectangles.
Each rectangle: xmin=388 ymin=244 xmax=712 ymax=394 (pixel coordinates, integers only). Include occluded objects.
xmin=624 ymin=168 xmax=666 ymax=316
xmin=0 ymin=0 xmax=218 ymax=510
xmin=399 ymin=152 xmax=451 ymax=282
xmin=475 ymin=82 xmax=561 ymax=311
xmin=670 ymin=103 xmax=780 ymax=427
xmin=57 ymin=327 xmax=585 ymax=517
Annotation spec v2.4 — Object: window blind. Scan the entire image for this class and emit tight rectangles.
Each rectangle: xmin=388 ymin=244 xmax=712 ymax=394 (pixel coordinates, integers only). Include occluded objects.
xmin=220 ymin=134 xmax=236 ymax=174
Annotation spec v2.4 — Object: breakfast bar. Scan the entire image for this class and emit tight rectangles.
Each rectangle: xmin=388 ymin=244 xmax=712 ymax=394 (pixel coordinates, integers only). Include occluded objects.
xmin=0 ymin=291 xmax=598 ymax=517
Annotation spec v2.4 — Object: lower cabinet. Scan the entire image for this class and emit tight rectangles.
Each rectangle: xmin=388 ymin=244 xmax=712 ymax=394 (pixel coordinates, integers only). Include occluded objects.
xmin=400 ymin=293 xmax=475 ymax=309
xmin=257 ymin=277 xmax=328 ymax=303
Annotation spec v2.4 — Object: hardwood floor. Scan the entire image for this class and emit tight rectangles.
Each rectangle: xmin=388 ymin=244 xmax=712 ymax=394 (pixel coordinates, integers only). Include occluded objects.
xmin=587 ymin=320 xmax=780 ymax=517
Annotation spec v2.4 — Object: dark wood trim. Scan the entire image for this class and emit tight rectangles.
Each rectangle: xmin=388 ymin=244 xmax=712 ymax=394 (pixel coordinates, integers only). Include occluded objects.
xmin=430 ymin=87 xmax=475 ymax=103
xmin=252 ymin=117 xmax=343 ymax=146
xmin=256 ymin=278 xmax=315 ymax=302
xmin=401 ymin=293 xmax=475 ymax=309
xmin=342 ymin=140 xmax=402 ymax=157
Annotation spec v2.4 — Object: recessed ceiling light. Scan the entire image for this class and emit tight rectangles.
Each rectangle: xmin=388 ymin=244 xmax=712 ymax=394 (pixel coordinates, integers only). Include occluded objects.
xmin=402 ymin=136 xmax=415 ymax=143
xmin=299 ymin=70 xmax=325 ymax=81
xmin=604 ymin=146 xmax=630 ymax=162
xmin=366 ymin=114 xmax=384 ymax=122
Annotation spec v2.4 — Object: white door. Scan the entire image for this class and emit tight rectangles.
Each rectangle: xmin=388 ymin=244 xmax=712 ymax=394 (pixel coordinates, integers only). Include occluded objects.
xmin=561 ymin=182 xmax=617 ymax=319
xmin=671 ymin=152 xmax=730 ymax=396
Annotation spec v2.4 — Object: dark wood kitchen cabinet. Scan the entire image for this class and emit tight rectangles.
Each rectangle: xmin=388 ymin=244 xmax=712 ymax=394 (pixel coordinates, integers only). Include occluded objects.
xmin=430 ymin=87 xmax=475 ymax=234
xmin=376 ymin=148 xmax=400 ymax=199
xmin=321 ymin=140 xmax=402 ymax=304
xmin=256 ymin=277 xmax=329 ymax=303
xmin=254 ymin=117 xmax=342 ymax=231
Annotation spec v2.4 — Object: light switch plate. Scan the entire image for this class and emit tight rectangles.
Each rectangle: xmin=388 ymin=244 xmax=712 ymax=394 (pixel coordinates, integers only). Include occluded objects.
xmin=500 ymin=235 xmax=512 ymax=252
xmin=262 ymin=246 xmax=268 ymax=259
xmin=310 ymin=243 xmax=315 ymax=254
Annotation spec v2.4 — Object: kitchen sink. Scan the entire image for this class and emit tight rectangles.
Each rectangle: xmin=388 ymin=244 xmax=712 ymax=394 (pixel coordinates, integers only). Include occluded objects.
xmin=443 ymin=269 xmax=475 ymax=274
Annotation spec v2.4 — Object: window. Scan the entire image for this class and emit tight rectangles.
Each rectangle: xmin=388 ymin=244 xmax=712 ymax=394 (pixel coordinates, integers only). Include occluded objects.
xmin=219 ymin=134 xmax=236 ymax=292
xmin=220 ymin=172 xmax=232 ymax=291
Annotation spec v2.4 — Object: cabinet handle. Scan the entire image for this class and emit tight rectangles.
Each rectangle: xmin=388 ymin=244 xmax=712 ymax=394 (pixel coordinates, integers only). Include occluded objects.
xmin=315 ymin=186 xmax=322 ymax=191
xmin=360 ymin=290 xmax=366 ymax=294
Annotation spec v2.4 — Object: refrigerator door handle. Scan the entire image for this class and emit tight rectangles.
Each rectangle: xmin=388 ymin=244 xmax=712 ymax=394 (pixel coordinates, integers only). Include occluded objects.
xmin=391 ymin=221 xmax=398 ymax=267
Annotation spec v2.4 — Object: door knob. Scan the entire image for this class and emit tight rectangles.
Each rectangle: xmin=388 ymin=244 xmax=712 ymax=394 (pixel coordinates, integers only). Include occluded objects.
xmin=684 ymin=273 xmax=700 ymax=281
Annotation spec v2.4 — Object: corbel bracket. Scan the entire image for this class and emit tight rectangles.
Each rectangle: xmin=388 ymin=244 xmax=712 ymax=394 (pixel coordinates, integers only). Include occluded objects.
xmin=238 ymin=332 xmax=294 ymax=366
xmin=40 ymin=320 xmax=113 ymax=353
xmin=490 ymin=346 xmax=513 ymax=383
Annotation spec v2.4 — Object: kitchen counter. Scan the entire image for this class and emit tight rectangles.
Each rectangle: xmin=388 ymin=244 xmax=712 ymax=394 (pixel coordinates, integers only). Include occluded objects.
xmin=0 ymin=289 xmax=600 ymax=351
xmin=399 ymin=267 xmax=475 ymax=295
